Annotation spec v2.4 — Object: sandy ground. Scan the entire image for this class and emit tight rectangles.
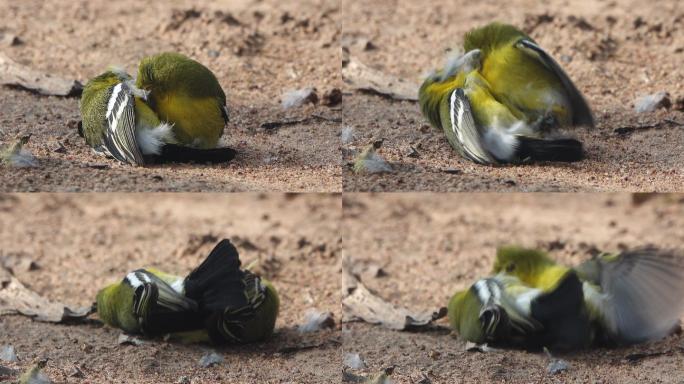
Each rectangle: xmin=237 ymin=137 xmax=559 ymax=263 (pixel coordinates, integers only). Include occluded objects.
xmin=342 ymin=0 xmax=684 ymax=192
xmin=343 ymin=193 xmax=684 ymax=383
xmin=0 ymin=194 xmax=341 ymax=383
xmin=0 ymin=0 xmax=341 ymax=192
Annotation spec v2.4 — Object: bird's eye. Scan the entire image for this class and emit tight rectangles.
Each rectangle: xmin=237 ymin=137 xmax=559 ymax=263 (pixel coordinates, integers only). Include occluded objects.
xmin=506 ymin=263 xmax=516 ymax=273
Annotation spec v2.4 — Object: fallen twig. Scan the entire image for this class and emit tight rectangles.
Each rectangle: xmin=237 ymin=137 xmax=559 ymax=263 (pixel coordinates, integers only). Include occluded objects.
xmin=311 ymin=113 xmax=342 ymax=123
xmin=83 ymin=164 xmax=110 ymax=170
xmin=260 ymin=114 xmax=342 ymax=130
xmin=342 ymin=56 xmax=418 ymax=101
xmin=277 ymin=338 xmax=341 ymax=354
xmin=260 ymin=119 xmax=308 ymax=130
xmin=613 ymin=119 xmax=684 ymax=135
xmin=624 ymin=350 xmax=670 ymax=363
xmin=0 ymin=53 xmax=82 ymax=97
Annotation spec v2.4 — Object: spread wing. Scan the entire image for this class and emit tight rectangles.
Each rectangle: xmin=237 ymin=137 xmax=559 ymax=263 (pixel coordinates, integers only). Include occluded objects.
xmin=517 ymin=39 xmax=595 ymax=128
xmin=587 ymin=248 xmax=684 ymax=344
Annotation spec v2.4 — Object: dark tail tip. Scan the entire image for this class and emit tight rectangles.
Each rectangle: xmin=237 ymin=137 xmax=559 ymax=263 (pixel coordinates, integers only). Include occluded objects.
xmin=183 ymin=239 xmax=242 ymax=300
xmin=144 ymin=145 xmax=237 ymax=165
xmin=515 ymin=137 xmax=584 ymax=162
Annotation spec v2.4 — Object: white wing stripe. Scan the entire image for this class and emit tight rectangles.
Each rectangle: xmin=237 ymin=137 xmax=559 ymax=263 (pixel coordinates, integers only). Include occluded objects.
xmin=110 ymin=92 xmax=131 ymax=158
xmin=125 ymin=272 xmax=143 ymax=288
xmin=106 ymin=83 xmax=123 ymax=118
xmin=110 ymin=93 xmax=128 ymax=129
xmin=449 ymin=90 xmax=460 ymax=138
xmin=450 ymin=89 xmax=492 ymax=164
xmin=474 ymin=279 xmax=492 ymax=303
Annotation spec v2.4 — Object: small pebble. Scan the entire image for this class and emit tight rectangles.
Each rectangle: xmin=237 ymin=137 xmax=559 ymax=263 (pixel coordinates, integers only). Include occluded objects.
xmin=547 ymin=358 xmax=570 ymax=375
xmin=117 ymin=334 xmax=144 ymax=346
xmin=341 ymin=126 xmax=355 ymax=144
xmin=634 ymin=92 xmax=671 ymax=113
xmin=343 ymin=353 xmax=366 ymax=369
xmin=0 ymin=345 xmax=17 ymax=362
xmin=298 ymin=309 xmax=335 ymax=333
xmin=199 ymin=352 xmax=223 ymax=368
xmin=281 ymin=88 xmax=318 ymax=109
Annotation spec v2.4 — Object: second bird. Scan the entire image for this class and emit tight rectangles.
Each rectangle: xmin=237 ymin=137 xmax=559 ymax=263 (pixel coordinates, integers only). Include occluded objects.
xmin=419 ymin=23 xmax=594 ymax=165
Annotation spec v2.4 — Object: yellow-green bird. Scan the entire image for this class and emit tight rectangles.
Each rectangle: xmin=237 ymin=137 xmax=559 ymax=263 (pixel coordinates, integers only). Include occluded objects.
xmin=79 ymin=53 xmax=234 ymax=166
xmin=96 ymin=239 xmax=279 ymax=344
xmin=79 ymin=68 xmax=173 ymax=165
xmin=419 ymin=23 xmax=594 ymax=164
xmin=136 ymin=52 xmax=228 ymax=150
xmin=448 ymin=246 xmax=684 ymax=350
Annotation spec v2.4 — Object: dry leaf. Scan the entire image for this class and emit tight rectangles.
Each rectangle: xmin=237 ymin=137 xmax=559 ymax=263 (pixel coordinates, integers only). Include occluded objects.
xmin=342 ymin=56 xmax=418 ymax=101
xmin=281 ymin=88 xmax=318 ymax=109
xmin=343 ymin=353 xmax=366 ymax=369
xmin=0 ymin=53 xmax=82 ymax=97
xmin=0 ymin=267 xmax=92 ymax=323
xmin=0 ymin=134 xmax=37 ymax=168
xmin=547 ymin=358 xmax=570 ymax=375
xmin=298 ymin=309 xmax=335 ymax=333
xmin=18 ymin=362 xmax=51 ymax=384
xmin=199 ymin=351 xmax=223 ymax=368
xmin=353 ymin=144 xmax=393 ymax=174
xmin=342 ymin=273 xmax=445 ymax=330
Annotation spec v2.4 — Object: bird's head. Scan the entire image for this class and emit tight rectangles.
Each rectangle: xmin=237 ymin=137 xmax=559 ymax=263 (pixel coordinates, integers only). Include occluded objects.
xmin=95 ymin=282 xmax=135 ymax=327
xmin=463 ymin=22 xmax=531 ymax=54
xmin=80 ymin=69 xmax=132 ymax=112
xmin=136 ymin=52 xmax=222 ymax=97
xmin=492 ymin=245 xmax=554 ymax=283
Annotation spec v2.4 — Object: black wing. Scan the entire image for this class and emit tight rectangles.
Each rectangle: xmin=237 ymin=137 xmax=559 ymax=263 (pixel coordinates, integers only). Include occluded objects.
xmin=184 ymin=239 xmax=247 ymax=310
xmin=183 ymin=239 xmax=268 ymax=343
xmin=129 ymin=270 xmax=203 ymax=335
xmin=142 ymin=144 xmax=236 ymax=164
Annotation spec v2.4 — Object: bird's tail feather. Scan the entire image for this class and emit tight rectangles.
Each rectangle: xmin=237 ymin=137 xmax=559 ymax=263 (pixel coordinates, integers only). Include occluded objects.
xmin=143 ymin=144 xmax=236 ymax=164
xmin=515 ymin=137 xmax=584 ymax=162
xmin=183 ymin=239 xmax=246 ymax=311
xmin=184 ymin=239 xmax=270 ymax=344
